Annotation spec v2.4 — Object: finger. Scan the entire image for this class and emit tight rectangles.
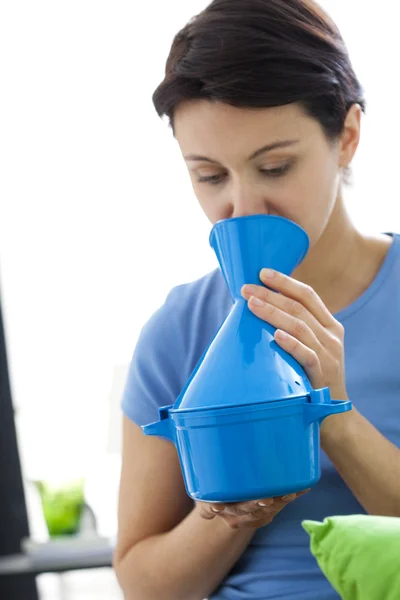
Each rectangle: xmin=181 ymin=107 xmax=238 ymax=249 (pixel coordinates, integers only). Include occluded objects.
xmin=234 ymin=497 xmax=293 ymax=528
xmin=210 ymin=503 xmax=226 ymax=512
xmin=247 ymin=296 xmax=324 ymax=353
xmin=223 ymin=506 xmax=271 ymax=520
xmin=221 ymin=511 xmax=273 ymax=530
xmin=273 ymin=488 xmax=311 ymax=509
xmin=197 ymin=505 xmax=216 ymax=520
xmin=223 ymin=491 xmax=311 ymax=529
xmin=197 ymin=502 xmax=225 ymax=520
xmin=273 ymin=330 xmax=325 ymax=389
xmin=270 ymin=496 xmax=297 ymax=516
xmin=222 ymin=504 xmax=254 ymax=516
xmin=280 ymin=493 xmax=298 ymax=503
xmin=258 ymin=269 xmax=335 ymax=328
xmin=242 ymin=284 xmax=332 ymax=347
xmin=224 ymin=498 xmax=274 ymax=516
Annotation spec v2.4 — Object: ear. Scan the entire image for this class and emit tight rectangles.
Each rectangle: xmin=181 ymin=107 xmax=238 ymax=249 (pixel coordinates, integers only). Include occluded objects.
xmin=339 ymin=104 xmax=362 ymax=168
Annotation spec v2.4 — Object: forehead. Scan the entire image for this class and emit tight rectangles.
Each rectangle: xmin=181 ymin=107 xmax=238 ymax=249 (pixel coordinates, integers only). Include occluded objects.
xmin=174 ymin=100 xmax=319 ymax=155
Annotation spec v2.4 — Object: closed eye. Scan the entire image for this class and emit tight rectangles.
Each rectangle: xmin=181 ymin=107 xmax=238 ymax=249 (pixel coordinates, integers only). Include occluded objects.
xmin=260 ymin=164 xmax=291 ymax=177
xmin=197 ymin=173 xmax=225 ymax=185
xmin=197 ymin=163 xmax=292 ymax=185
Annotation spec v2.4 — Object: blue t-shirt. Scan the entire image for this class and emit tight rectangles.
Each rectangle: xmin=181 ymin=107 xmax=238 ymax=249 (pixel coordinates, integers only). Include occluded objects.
xmin=121 ymin=233 xmax=400 ymax=599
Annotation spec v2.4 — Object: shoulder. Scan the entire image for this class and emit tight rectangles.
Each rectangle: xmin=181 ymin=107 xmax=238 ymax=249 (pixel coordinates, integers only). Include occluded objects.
xmin=165 ymin=267 xmax=227 ymax=307
xmin=138 ymin=266 xmax=230 ymax=355
xmin=160 ymin=267 xmax=231 ymax=349
xmin=121 ymin=268 xmax=230 ymax=425
xmin=164 ymin=267 xmax=229 ymax=316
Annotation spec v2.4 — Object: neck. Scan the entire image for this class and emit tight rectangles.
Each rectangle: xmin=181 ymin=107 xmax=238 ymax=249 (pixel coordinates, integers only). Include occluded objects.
xmin=292 ymin=195 xmax=365 ymax=308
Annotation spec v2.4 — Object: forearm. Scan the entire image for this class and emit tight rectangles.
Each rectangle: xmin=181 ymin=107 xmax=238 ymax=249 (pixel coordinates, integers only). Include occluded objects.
xmin=115 ymin=504 xmax=255 ymax=600
xmin=321 ymin=406 xmax=400 ymax=516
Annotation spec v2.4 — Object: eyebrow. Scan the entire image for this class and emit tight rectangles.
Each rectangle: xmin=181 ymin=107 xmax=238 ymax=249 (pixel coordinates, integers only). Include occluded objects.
xmin=184 ymin=139 xmax=300 ymax=163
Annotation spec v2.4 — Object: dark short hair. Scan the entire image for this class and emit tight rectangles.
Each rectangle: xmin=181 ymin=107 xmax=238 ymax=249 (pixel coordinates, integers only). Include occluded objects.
xmin=152 ymin=0 xmax=366 ymax=142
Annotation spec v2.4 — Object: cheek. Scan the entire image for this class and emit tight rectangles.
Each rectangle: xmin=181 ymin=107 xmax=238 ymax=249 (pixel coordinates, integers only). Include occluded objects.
xmin=280 ymin=157 xmax=340 ymax=243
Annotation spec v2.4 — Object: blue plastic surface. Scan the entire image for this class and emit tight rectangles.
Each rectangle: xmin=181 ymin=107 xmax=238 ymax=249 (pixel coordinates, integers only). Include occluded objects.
xmin=142 ymin=215 xmax=352 ymax=501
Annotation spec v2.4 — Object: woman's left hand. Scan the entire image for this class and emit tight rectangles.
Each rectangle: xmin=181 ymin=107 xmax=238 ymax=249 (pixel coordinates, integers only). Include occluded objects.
xmin=197 ymin=490 xmax=310 ymax=530
xmin=241 ymin=268 xmax=348 ymax=402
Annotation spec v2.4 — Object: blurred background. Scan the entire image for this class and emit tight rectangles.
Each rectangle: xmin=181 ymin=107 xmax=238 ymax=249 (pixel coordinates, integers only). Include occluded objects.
xmin=0 ymin=0 xmax=398 ymax=598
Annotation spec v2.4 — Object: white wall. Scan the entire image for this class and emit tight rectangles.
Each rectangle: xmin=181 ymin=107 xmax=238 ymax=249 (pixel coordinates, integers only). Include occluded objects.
xmin=0 ymin=0 xmax=399 ymax=531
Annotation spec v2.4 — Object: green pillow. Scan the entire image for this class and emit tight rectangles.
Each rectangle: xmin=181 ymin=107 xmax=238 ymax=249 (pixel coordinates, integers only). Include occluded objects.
xmin=302 ymin=515 xmax=400 ymax=600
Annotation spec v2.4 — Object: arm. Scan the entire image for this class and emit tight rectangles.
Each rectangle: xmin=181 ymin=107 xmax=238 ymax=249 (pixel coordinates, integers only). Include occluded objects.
xmin=113 ymin=416 xmax=255 ymax=600
xmin=321 ymin=408 xmax=400 ymax=516
xmin=116 ymin=503 xmax=255 ymax=600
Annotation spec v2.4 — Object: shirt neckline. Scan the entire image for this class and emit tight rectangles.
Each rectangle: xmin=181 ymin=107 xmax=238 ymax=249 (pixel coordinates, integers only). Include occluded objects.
xmin=334 ymin=232 xmax=399 ymax=321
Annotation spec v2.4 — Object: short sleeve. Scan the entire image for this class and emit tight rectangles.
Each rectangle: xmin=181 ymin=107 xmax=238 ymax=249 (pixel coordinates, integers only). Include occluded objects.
xmin=121 ymin=288 xmax=188 ymax=427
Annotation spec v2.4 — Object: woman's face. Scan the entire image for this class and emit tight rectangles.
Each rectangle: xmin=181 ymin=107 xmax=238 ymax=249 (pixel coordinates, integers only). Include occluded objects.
xmin=174 ymin=100 xmax=357 ymax=247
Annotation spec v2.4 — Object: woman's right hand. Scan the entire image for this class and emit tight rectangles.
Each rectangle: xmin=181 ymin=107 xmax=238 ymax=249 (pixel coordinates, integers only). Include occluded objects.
xmin=196 ymin=489 xmax=309 ymax=530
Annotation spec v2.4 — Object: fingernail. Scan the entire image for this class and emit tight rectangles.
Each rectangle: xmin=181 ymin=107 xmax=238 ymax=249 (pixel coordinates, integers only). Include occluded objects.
xmin=282 ymin=494 xmax=296 ymax=502
xmin=261 ymin=268 xmax=275 ymax=278
xmin=211 ymin=507 xmax=222 ymax=513
xmin=258 ymin=500 xmax=273 ymax=507
xmin=249 ymin=296 xmax=264 ymax=307
xmin=276 ymin=329 xmax=289 ymax=340
xmin=242 ymin=284 xmax=256 ymax=295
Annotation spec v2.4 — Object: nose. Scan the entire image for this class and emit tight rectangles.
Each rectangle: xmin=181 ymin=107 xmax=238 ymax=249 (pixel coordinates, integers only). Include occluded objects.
xmin=229 ymin=182 xmax=271 ymax=219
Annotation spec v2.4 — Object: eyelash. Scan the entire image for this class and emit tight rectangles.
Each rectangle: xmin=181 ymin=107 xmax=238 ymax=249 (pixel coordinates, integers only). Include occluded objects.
xmin=197 ymin=164 xmax=292 ymax=185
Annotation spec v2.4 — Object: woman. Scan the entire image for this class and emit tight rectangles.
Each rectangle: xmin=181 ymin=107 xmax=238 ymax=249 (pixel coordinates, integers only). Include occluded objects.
xmin=113 ymin=1 xmax=400 ymax=598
